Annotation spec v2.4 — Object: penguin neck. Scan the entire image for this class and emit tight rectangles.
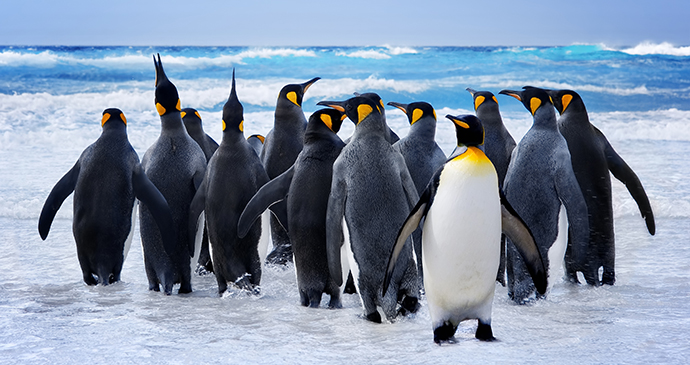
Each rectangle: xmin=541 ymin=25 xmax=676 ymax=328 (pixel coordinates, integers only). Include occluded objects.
xmin=560 ymin=102 xmax=590 ymax=125
xmin=477 ymin=105 xmax=504 ymax=127
xmin=159 ymin=112 xmax=186 ymax=135
xmin=304 ymin=121 xmax=337 ymax=144
xmin=274 ymin=103 xmax=307 ymax=129
xmin=184 ymin=122 xmax=204 ymax=140
xmin=408 ymin=117 xmax=436 ymax=141
xmin=100 ymin=123 xmax=128 ymax=139
xmin=531 ymin=107 xmax=559 ymax=131
xmin=221 ymin=129 xmax=245 ymax=144
xmin=352 ymin=116 xmax=388 ymax=140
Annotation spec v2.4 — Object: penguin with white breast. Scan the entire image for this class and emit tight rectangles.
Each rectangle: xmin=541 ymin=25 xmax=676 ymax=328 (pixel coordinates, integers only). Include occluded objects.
xmin=383 ymin=114 xmax=547 ymax=343
xmin=39 ymin=109 xmax=176 ymax=286
xmin=182 ymin=108 xmax=219 ymax=274
xmin=467 ymin=88 xmax=517 ymax=286
xmin=318 ymin=95 xmax=420 ymax=323
xmin=261 ymin=77 xmax=321 ymax=266
xmin=387 ymin=101 xmax=446 ymax=285
xmin=499 ymin=87 xmax=589 ymax=303
xmin=189 ymin=70 xmax=269 ymax=295
xmin=545 ymin=88 xmax=655 ymax=286
xmin=237 ymin=108 xmax=347 ymax=307
xmin=139 ymin=54 xmax=207 ymax=295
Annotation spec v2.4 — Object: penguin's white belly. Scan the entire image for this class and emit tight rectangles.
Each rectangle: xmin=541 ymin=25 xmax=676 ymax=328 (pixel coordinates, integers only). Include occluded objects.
xmin=422 ymin=159 xmax=500 ymax=324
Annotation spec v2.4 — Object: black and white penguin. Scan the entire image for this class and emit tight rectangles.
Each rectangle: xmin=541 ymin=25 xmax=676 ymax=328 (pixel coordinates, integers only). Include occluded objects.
xmin=139 ymin=54 xmax=207 ymax=295
xmin=261 ymin=77 xmax=320 ymax=265
xmin=383 ymin=114 xmax=546 ymax=343
xmin=238 ymin=108 xmax=347 ymax=308
xmin=39 ymin=108 xmax=175 ymax=286
xmin=545 ymin=88 xmax=655 ymax=285
xmin=466 ymin=88 xmax=517 ymax=286
xmin=189 ymin=70 xmax=269 ymax=295
xmin=387 ymin=100 xmax=446 ymax=285
xmin=499 ymin=87 xmax=589 ymax=303
xmin=318 ymin=95 xmax=420 ymax=323
xmin=181 ymin=107 xmax=219 ymax=274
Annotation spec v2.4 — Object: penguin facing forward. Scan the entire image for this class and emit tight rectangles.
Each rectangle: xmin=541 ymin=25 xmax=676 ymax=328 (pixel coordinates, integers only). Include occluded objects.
xmin=383 ymin=114 xmax=547 ymax=343
xmin=499 ymin=87 xmax=589 ymax=303
xmin=189 ymin=71 xmax=269 ymax=295
xmin=466 ymin=88 xmax=517 ymax=286
xmin=387 ymin=101 xmax=446 ymax=285
xmin=182 ymin=107 xmax=219 ymax=274
xmin=261 ymin=77 xmax=320 ymax=266
xmin=139 ymin=54 xmax=207 ymax=295
xmin=545 ymin=88 xmax=655 ymax=286
xmin=39 ymin=109 xmax=176 ymax=286
xmin=318 ymin=95 xmax=420 ymax=323
xmin=237 ymin=108 xmax=347 ymax=307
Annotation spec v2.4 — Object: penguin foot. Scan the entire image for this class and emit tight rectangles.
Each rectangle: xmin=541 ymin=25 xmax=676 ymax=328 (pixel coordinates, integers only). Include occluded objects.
xmin=265 ymin=243 xmax=293 ymax=266
xmin=475 ymin=321 xmax=495 ymax=341
xmin=398 ymin=296 xmax=420 ymax=316
xmin=195 ymin=263 xmax=213 ymax=276
xmin=433 ymin=322 xmax=457 ymax=344
xmin=327 ymin=297 xmax=342 ymax=309
xmin=365 ymin=311 xmax=382 ymax=323
xmin=83 ymin=273 xmax=98 ymax=286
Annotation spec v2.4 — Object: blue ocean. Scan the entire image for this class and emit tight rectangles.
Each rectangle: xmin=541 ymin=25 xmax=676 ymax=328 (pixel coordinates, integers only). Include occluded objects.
xmin=1 ymin=44 xmax=688 ymax=363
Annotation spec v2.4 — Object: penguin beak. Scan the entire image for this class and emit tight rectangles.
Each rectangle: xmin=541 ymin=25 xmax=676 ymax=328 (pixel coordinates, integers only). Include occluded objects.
xmin=316 ymin=100 xmax=345 ymax=113
xmin=301 ymin=77 xmax=321 ymax=94
xmin=499 ymin=89 xmax=522 ymax=101
xmin=153 ymin=53 xmax=169 ymax=87
xmin=386 ymin=101 xmax=409 ymax=115
xmin=466 ymin=87 xmax=477 ymax=97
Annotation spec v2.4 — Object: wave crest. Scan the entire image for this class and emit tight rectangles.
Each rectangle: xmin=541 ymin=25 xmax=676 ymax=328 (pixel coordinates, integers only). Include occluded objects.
xmin=619 ymin=42 xmax=690 ymax=56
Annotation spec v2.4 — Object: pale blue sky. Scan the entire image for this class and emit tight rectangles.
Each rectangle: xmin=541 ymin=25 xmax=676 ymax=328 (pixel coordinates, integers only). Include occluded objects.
xmin=1 ymin=0 xmax=688 ymax=46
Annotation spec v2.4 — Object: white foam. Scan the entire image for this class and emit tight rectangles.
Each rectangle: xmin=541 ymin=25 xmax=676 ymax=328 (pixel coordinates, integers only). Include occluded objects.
xmin=620 ymin=42 xmax=690 ymax=57
xmin=336 ymin=50 xmax=391 ymax=60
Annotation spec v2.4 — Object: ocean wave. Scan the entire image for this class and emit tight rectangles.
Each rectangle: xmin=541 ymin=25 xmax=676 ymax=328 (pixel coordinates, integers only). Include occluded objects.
xmin=335 ymin=50 xmax=391 ymax=59
xmin=619 ymin=42 xmax=690 ymax=56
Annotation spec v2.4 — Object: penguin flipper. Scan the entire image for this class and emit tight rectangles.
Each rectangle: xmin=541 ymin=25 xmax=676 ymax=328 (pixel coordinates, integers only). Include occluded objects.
xmin=500 ymin=191 xmax=547 ymax=295
xmin=132 ymin=166 xmax=177 ymax=258
xmin=326 ymin=167 xmax=347 ymax=287
xmin=600 ymin=128 xmax=655 ymax=235
xmin=383 ymin=184 xmax=432 ymax=297
xmin=237 ymin=166 xmax=294 ymax=238
xmin=38 ymin=161 xmax=80 ymax=240
xmin=188 ymin=180 xmax=207 ymax=257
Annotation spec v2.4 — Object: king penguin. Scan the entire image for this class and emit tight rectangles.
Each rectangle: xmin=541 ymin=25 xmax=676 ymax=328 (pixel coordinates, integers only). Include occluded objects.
xmin=139 ymin=54 xmax=207 ymax=295
xmin=467 ymin=88 xmax=517 ymax=286
xmin=247 ymin=134 xmax=265 ymax=156
xmin=261 ymin=77 xmax=320 ymax=265
xmin=39 ymin=109 xmax=176 ymax=286
xmin=499 ymin=87 xmax=589 ymax=303
xmin=387 ymin=100 xmax=446 ymax=285
xmin=237 ymin=108 xmax=347 ymax=307
xmin=383 ymin=114 xmax=547 ymax=343
xmin=182 ymin=108 xmax=219 ymax=274
xmin=189 ymin=70 xmax=269 ymax=295
xmin=545 ymin=88 xmax=655 ymax=286
xmin=317 ymin=95 xmax=420 ymax=323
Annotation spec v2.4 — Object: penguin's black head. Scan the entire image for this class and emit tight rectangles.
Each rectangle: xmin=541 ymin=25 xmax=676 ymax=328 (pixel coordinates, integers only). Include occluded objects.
xmin=181 ymin=108 xmax=202 ymax=125
xmin=499 ymin=87 xmax=553 ymax=116
xmin=317 ymin=96 xmax=383 ymax=126
xmin=309 ymin=108 xmax=347 ymax=133
xmin=153 ymin=54 xmax=181 ymax=116
xmin=101 ymin=108 xmax=127 ymax=127
xmin=278 ymin=77 xmax=320 ymax=108
xmin=222 ymin=69 xmax=244 ymax=133
xmin=545 ymin=89 xmax=584 ymax=115
xmin=466 ymin=88 xmax=499 ymax=112
xmin=387 ymin=101 xmax=436 ymax=125
xmin=354 ymin=92 xmax=386 ymax=112
xmin=446 ymin=114 xmax=484 ymax=147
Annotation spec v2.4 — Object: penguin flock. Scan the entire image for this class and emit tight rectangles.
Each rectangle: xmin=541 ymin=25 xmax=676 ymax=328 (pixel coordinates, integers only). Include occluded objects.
xmin=38 ymin=54 xmax=656 ymax=344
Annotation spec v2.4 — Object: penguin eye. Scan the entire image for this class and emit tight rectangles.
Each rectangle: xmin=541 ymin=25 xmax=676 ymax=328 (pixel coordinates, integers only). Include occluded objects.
xmin=530 ymin=97 xmax=542 ymax=115
xmin=474 ymin=96 xmax=486 ymax=111
xmin=411 ymin=109 xmax=423 ymax=125
xmin=287 ymin=91 xmax=299 ymax=106
xmin=101 ymin=113 xmax=111 ymax=126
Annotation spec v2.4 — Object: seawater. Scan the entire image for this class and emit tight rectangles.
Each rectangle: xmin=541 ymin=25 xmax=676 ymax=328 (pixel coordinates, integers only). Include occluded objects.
xmin=0 ymin=44 xmax=688 ymax=364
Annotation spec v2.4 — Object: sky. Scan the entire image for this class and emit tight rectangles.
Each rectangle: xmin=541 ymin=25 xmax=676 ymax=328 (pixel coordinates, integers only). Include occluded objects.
xmin=1 ymin=0 xmax=689 ymax=47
